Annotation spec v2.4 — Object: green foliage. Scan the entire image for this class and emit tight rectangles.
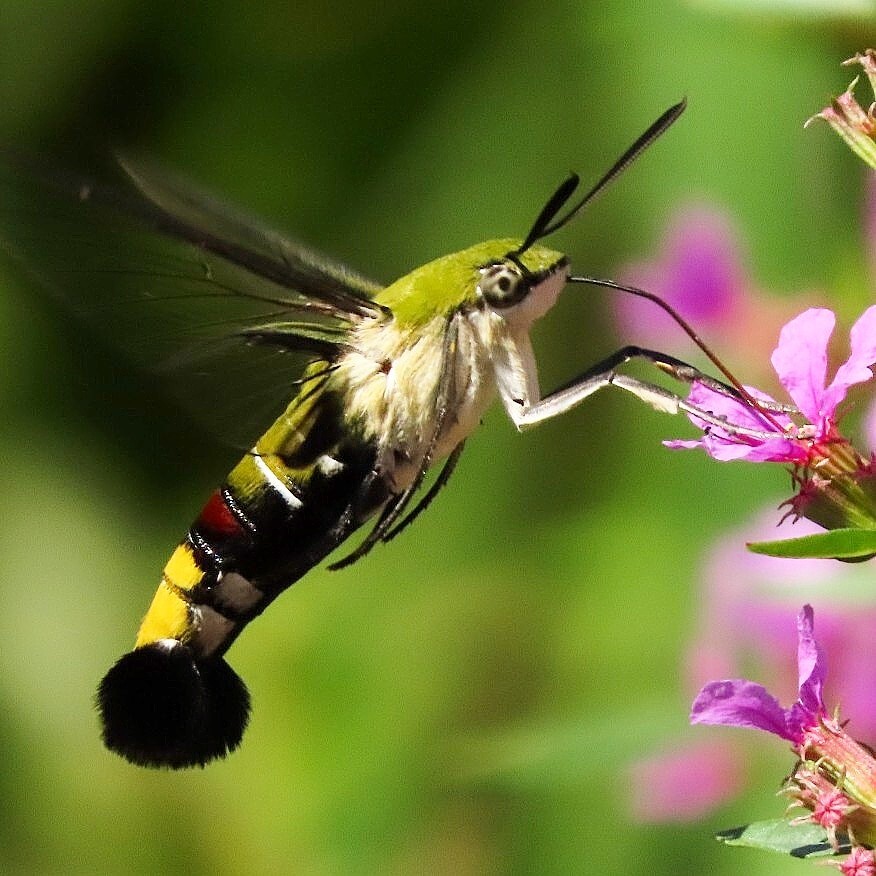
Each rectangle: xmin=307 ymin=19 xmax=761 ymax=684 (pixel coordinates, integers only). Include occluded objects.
xmin=748 ymin=527 xmax=876 ymax=559
xmin=1 ymin=3 xmax=875 ymax=875
xmin=717 ymin=820 xmax=837 ymax=859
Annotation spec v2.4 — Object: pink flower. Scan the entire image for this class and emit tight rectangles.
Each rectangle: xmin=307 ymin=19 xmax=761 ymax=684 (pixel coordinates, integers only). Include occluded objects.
xmin=667 ymin=306 xmax=876 ymax=466
xmin=691 ymin=606 xmax=876 ymax=850
xmin=690 ymin=605 xmax=825 ymax=743
xmin=614 ymin=204 xmax=807 ymax=377
xmin=813 ymin=787 xmax=854 ymax=832
xmin=626 ymin=741 xmax=744 ymax=823
xmin=628 ymin=506 xmax=876 ymax=824
xmin=616 ymin=206 xmax=747 ymax=337
xmin=693 ymin=510 xmax=876 ymax=739
xmin=835 ymin=846 xmax=876 ymax=876
xmin=809 ymin=51 xmax=876 ymax=171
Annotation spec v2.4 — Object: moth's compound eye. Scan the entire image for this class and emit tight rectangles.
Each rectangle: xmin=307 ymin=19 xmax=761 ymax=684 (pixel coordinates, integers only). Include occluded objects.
xmin=478 ymin=261 xmax=528 ymax=308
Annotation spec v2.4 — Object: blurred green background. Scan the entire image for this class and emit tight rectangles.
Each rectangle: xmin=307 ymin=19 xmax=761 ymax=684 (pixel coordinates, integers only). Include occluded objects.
xmin=1 ymin=1 xmax=875 ymax=873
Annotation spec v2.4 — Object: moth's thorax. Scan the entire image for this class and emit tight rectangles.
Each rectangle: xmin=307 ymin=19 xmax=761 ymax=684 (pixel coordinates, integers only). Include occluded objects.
xmin=334 ymin=248 xmax=568 ymax=491
xmin=332 ymin=315 xmax=491 ymax=488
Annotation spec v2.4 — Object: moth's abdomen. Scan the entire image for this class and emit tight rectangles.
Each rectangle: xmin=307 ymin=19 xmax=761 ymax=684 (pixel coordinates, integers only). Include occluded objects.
xmin=97 ymin=386 xmax=386 ymax=768
xmin=97 ymin=640 xmax=250 ymax=769
xmin=96 ymin=484 xmax=263 ymax=769
xmin=133 ymin=488 xmax=262 ymax=659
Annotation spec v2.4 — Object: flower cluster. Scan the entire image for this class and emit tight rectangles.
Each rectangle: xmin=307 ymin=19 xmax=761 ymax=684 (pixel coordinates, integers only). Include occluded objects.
xmin=627 ymin=504 xmax=876 ymax=817
xmin=659 ymin=48 xmax=876 ymax=536
xmin=808 ymin=51 xmax=876 ymax=170
xmin=692 ymin=607 xmax=876 ymax=869
xmin=667 ymin=306 xmax=876 ymax=532
xmin=616 ymin=49 xmax=876 ymax=871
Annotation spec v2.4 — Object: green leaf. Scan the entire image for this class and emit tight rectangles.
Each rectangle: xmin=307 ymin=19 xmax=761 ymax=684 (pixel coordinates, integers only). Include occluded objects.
xmin=716 ymin=819 xmax=844 ymax=858
xmin=747 ymin=528 xmax=876 ymax=559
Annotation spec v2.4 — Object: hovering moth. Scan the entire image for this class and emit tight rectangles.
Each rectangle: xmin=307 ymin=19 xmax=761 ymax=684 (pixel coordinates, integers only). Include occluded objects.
xmin=4 ymin=101 xmax=738 ymax=768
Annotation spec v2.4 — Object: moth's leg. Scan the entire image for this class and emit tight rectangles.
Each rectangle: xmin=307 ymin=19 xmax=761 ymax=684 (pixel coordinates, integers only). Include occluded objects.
xmin=506 ymin=345 xmax=792 ymax=439
xmin=608 ymin=375 xmax=791 ymax=440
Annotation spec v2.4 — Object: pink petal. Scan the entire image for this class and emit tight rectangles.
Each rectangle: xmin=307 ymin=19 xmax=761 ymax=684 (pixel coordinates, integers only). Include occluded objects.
xmin=770 ymin=308 xmax=834 ymax=423
xmin=627 ymin=741 xmax=744 ymax=822
xmin=795 ymin=604 xmax=826 ymax=718
xmin=822 ymin=305 xmax=876 ymax=415
xmin=682 ymin=439 xmax=764 ymax=461
xmin=690 ymin=679 xmax=796 ymax=741
xmin=666 ymin=382 xmax=804 ymax=462
xmin=684 ymin=383 xmax=787 ymax=432
xmin=839 ymin=845 xmax=876 ymax=876
xmin=663 ymin=438 xmax=705 ymax=451
xmin=663 ymin=436 xmax=769 ymax=460
xmin=701 ymin=435 xmax=806 ymax=463
xmin=826 ymin=607 xmax=876 ymax=739
xmin=615 ymin=206 xmax=747 ymax=343
xmin=660 ymin=207 xmax=746 ymax=323
xmin=864 ymin=396 xmax=876 ymax=452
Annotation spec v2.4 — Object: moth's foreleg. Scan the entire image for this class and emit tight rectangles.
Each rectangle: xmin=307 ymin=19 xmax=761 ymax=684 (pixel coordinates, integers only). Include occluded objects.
xmin=507 ymin=345 xmax=793 ymax=440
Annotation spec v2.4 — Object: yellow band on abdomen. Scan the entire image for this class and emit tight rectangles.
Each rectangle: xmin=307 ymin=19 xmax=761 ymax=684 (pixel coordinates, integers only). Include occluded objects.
xmin=134 ymin=543 xmax=203 ymax=647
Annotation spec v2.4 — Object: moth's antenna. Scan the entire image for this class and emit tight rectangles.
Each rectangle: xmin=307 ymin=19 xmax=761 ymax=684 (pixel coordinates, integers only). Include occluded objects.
xmin=513 ymin=173 xmax=580 ymax=256
xmin=513 ymin=100 xmax=686 ymax=258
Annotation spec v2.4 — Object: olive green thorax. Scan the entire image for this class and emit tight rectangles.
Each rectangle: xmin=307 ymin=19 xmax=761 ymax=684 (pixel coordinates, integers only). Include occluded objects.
xmin=375 ymin=238 xmax=566 ymax=326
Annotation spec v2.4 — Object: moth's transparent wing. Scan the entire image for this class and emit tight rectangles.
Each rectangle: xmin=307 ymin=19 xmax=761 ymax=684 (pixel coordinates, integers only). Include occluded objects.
xmin=117 ymin=156 xmax=385 ymax=316
xmin=0 ymin=157 xmax=382 ymax=448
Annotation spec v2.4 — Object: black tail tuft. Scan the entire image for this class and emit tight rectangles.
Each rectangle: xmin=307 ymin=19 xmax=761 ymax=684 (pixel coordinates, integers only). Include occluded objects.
xmin=96 ymin=641 xmax=251 ymax=769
